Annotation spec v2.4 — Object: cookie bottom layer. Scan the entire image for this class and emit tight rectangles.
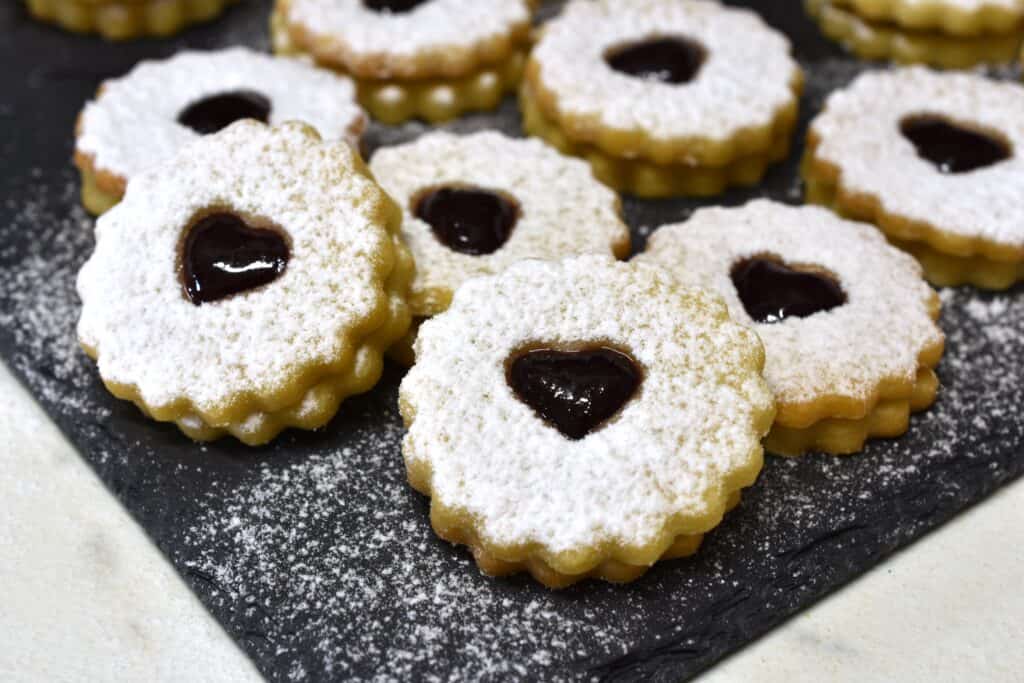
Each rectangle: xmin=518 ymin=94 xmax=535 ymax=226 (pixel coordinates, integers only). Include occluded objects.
xmin=806 ymin=0 xmax=1024 ymax=68
xmin=804 ymin=158 xmax=1024 ymax=290
xmin=271 ymin=5 xmax=526 ymax=125
xmin=26 ymin=0 xmax=237 ymax=40
xmin=79 ymin=163 xmax=121 ymax=216
xmin=767 ymin=366 xmax=940 ymax=456
xmin=521 ymin=83 xmax=793 ymax=198
xmin=423 ymin=489 xmax=742 ymax=589
xmin=84 ymin=226 xmax=414 ymax=446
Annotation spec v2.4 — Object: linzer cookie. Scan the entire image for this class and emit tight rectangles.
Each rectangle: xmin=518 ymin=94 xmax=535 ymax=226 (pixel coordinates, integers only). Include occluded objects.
xmin=638 ymin=201 xmax=945 ymax=457
xmin=520 ymin=0 xmax=803 ymax=198
xmin=74 ymin=48 xmax=366 ymax=215
xmin=805 ymin=0 xmax=1024 ymax=68
xmin=271 ymin=0 xmax=536 ymax=124
xmin=369 ymin=131 xmax=630 ymax=364
xmin=399 ymin=256 xmax=774 ymax=587
xmin=76 ymin=122 xmax=413 ymax=446
xmin=805 ymin=67 xmax=1024 ymax=289
xmin=25 ymin=0 xmax=239 ymax=40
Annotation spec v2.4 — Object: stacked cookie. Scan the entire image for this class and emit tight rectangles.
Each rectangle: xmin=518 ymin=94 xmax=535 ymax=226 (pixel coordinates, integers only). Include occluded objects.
xmin=805 ymin=0 xmax=1024 ymax=67
xmin=521 ymin=0 xmax=803 ymax=197
xmin=73 ymin=1 xmax=1024 ymax=590
xmin=271 ymin=0 xmax=536 ymax=124
xmin=25 ymin=0 xmax=239 ymax=39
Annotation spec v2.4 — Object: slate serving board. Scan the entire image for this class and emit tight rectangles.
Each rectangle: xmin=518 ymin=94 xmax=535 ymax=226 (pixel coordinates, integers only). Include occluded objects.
xmin=2 ymin=1 xmax=1023 ymax=680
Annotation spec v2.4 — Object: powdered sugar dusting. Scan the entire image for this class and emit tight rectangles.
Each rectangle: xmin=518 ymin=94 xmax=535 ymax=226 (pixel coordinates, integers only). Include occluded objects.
xmin=638 ymin=200 xmax=943 ymax=410
xmin=369 ymin=131 xmax=629 ymax=317
xmin=810 ymin=67 xmax=1024 ymax=249
xmin=531 ymin=0 xmax=800 ymax=150
xmin=77 ymin=122 xmax=392 ymax=418
xmin=77 ymin=47 xmax=365 ymax=184
xmin=402 ymin=256 xmax=772 ymax=556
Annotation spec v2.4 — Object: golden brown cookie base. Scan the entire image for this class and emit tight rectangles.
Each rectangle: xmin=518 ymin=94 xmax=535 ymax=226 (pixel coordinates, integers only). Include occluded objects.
xmin=425 ymin=485 xmax=742 ymax=589
xmin=767 ymin=367 xmax=940 ymax=456
xmin=832 ymin=0 xmax=1023 ymax=36
xmin=807 ymin=0 xmax=1024 ymax=67
xmin=386 ymin=317 xmax=422 ymax=367
xmin=79 ymin=162 xmax=121 ymax=215
xmin=521 ymin=83 xmax=793 ymax=198
xmin=271 ymin=2 xmax=528 ymax=124
xmin=80 ymin=152 xmax=415 ymax=446
xmin=403 ymin=427 xmax=762 ymax=588
xmin=803 ymin=138 xmax=1024 ymax=290
xmin=272 ymin=0 xmax=536 ymax=81
xmin=26 ymin=0 xmax=237 ymax=39
xmin=522 ymin=57 xmax=802 ymax=169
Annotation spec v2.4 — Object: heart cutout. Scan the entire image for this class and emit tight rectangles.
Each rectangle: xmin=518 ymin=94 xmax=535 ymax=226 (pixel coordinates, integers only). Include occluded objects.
xmin=415 ymin=186 xmax=519 ymax=256
xmin=363 ymin=0 xmax=428 ymax=12
xmin=507 ymin=346 xmax=641 ymax=440
xmin=177 ymin=90 xmax=271 ymax=135
xmin=181 ymin=212 xmax=289 ymax=305
xmin=605 ymin=37 xmax=707 ymax=84
xmin=731 ymin=257 xmax=846 ymax=324
xmin=900 ymin=116 xmax=1009 ymax=174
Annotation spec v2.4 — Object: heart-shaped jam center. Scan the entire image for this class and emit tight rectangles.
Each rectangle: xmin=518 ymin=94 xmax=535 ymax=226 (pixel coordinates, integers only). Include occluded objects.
xmin=177 ymin=90 xmax=271 ymax=135
xmin=605 ymin=37 xmax=706 ymax=84
xmin=181 ymin=213 xmax=289 ymax=305
xmin=731 ymin=257 xmax=846 ymax=324
xmin=363 ymin=0 xmax=428 ymax=12
xmin=507 ymin=347 xmax=642 ymax=441
xmin=415 ymin=186 xmax=519 ymax=256
xmin=900 ymin=116 xmax=1010 ymax=174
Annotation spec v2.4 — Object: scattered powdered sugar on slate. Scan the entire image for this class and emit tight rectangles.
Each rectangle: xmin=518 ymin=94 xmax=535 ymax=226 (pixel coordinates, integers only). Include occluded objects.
xmin=171 ymin=284 xmax=1024 ymax=681
xmin=2 ymin=3 xmax=1024 ymax=681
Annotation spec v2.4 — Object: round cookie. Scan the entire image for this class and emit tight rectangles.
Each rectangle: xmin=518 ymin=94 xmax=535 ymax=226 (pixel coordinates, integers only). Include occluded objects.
xmin=521 ymin=0 xmax=803 ymax=197
xmin=25 ymin=0 xmax=239 ymax=40
xmin=272 ymin=0 xmax=537 ymax=124
xmin=804 ymin=67 xmax=1024 ymax=289
xmin=76 ymin=121 xmax=413 ymax=446
xmin=806 ymin=0 xmax=1024 ymax=68
xmin=830 ymin=0 xmax=1024 ymax=35
xmin=399 ymin=256 xmax=775 ymax=587
xmin=637 ymin=200 xmax=945 ymax=457
xmin=369 ymin=131 xmax=631 ymax=363
xmin=74 ymin=47 xmax=366 ymax=215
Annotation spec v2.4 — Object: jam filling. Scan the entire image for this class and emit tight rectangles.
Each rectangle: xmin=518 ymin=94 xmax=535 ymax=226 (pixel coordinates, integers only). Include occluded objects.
xmin=415 ymin=186 xmax=519 ymax=256
xmin=605 ymin=37 xmax=706 ymax=84
xmin=507 ymin=346 xmax=642 ymax=440
xmin=363 ymin=0 xmax=429 ymax=12
xmin=731 ymin=257 xmax=846 ymax=324
xmin=177 ymin=90 xmax=271 ymax=135
xmin=181 ymin=213 xmax=289 ymax=305
xmin=900 ymin=116 xmax=1010 ymax=174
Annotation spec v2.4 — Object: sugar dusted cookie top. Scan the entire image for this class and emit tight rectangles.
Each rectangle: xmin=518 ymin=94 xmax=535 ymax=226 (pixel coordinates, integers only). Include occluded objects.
xmin=279 ymin=0 xmax=535 ymax=79
xmin=528 ymin=0 xmax=801 ymax=163
xmin=76 ymin=47 xmax=365 ymax=187
xmin=77 ymin=122 xmax=400 ymax=427
xmin=638 ymin=200 xmax=944 ymax=425
xmin=809 ymin=67 xmax=1024 ymax=253
xmin=400 ymin=256 xmax=774 ymax=571
xmin=369 ymin=131 xmax=630 ymax=317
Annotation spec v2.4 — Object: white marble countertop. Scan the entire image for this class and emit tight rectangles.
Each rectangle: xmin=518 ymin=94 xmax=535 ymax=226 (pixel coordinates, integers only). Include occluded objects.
xmin=1 ymin=360 xmax=1021 ymax=682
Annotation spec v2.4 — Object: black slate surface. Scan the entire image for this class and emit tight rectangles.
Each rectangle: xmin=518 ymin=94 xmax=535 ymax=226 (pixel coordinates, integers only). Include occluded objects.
xmin=2 ymin=1 xmax=1023 ymax=681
